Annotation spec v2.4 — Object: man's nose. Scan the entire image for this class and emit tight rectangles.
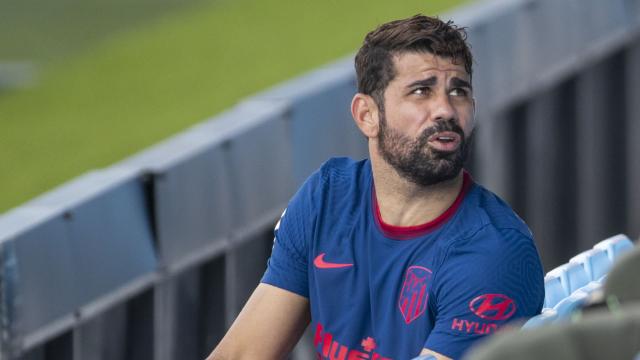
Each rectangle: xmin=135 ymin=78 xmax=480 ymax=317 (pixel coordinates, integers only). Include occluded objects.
xmin=431 ymin=92 xmax=456 ymax=122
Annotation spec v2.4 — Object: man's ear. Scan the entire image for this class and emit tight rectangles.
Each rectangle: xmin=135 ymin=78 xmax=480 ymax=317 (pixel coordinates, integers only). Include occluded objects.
xmin=351 ymin=93 xmax=379 ymax=138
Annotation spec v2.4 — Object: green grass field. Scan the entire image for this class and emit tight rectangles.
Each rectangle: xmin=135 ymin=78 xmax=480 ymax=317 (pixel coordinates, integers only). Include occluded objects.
xmin=0 ymin=0 xmax=468 ymax=214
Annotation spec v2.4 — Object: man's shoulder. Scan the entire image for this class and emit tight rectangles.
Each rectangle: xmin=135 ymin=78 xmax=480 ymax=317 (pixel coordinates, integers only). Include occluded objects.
xmin=295 ymin=157 xmax=371 ymax=211
xmin=317 ymin=157 xmax=370 ymax=181
xmin=311 ymin=157 xmax=371 ymax=194
xmin=440 ymin=181 xmax=536 ymax=259
xmin=440 ymin=183 xmax=543 ymax=289
xmin=460 ymin=182 xmax=532 ymax=240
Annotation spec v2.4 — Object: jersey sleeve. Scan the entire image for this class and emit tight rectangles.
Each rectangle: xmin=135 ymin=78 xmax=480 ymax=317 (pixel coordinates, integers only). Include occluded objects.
xmin=424 ymin=227 xmax=544 ymax=359
xmin=260 ymin=171 xmax=322 ymax=298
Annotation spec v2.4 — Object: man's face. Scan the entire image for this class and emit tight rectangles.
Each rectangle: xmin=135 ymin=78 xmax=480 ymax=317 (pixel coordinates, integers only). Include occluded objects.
xmin=376 ymin=51 xmax=475 ymax=187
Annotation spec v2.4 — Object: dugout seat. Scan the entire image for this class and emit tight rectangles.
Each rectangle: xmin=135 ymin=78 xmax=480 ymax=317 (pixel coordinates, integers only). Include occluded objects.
xmin=577 ymin=280 xmax=603 ymax=295
xmin=594 ymin=234 xmax=634 ymax=262
xmin=544 ymin=274 xmax=566 ymax=309
xmin=546 ymin=262 xmax=590 ymax=298
xmin=552 ymin=289 xmax=589 ymax=318
xmin=569 ymin=248 xmax=611 ymax=281
xmin=531 ymin=280 xmax=604 ymax=329
xmin=463 ymin=303 xmax=640 ymax=360
xmin=522 ymin=308 xmax=558 ymax=329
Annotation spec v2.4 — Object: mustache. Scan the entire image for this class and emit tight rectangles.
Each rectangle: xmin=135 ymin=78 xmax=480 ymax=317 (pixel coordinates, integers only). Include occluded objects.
xmin=418 ymin=120 xmax=465 ymax=142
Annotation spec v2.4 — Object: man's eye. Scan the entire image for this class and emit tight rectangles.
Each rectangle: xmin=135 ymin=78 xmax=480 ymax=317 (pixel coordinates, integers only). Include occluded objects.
xmin=412 ymin=87 xmax=429 ymax=95
xmin=450 ymin=88 xmax=468 ymax=97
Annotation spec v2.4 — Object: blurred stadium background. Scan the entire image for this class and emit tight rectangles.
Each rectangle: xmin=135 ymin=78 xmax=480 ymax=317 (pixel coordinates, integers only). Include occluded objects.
xmin=0 ymin=0 xmax=462 ymax=214
xmin=1 ymin=0 xmax=639 ymax=359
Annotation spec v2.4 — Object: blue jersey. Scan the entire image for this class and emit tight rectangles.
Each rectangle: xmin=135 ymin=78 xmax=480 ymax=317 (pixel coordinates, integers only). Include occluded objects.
xmin=262 ymin=158 xmax=544 ymax=360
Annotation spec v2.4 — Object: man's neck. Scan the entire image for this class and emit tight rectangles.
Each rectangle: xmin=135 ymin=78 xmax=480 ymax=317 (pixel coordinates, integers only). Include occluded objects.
xmin=371 ymin=152 xmax=464 ymax=228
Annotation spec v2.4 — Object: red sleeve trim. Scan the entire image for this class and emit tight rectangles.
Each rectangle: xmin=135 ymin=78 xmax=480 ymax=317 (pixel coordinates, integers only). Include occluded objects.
xmin=372 ymin=171 xmax=473 ymax=240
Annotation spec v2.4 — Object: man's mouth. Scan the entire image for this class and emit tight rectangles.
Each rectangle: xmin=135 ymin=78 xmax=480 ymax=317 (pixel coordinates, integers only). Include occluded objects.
xmin=427 ymin=131 xmax=462 ymax=152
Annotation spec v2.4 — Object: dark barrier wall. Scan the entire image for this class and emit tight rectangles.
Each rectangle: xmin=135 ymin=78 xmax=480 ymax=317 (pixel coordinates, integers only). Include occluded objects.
xmin=1 ymin=0 xmax=639 ymax=359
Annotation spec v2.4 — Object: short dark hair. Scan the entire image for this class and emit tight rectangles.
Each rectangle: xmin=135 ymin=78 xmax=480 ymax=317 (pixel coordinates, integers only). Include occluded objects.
xmin=355 ymin=14 xmax=473 ymax=110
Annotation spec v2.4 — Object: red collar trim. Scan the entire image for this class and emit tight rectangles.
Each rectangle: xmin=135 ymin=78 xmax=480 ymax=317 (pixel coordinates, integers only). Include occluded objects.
xmin=372 ymin=171 xmax=473 ymax=240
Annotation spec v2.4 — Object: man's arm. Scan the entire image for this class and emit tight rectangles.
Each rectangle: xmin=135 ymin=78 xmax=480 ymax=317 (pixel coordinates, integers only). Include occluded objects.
xmin=206 ymin=283 xmax=310 ymax=360
xmin=422 ymin=228 xmax=544 ymax=359
xmin=420 ymin=348 xmax=453 ymax=360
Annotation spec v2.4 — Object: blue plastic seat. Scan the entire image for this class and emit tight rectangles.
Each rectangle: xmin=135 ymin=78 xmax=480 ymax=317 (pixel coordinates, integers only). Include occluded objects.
xmin=547 ymin=262 xmax=590 ymax=297
xmin=544 ymin=274 xmax=566 ymax=309
xmin=553 ymin=290 xmax=589 ymax=318
xmin=411 ymin=355 xmax=437 ymax=360
xmin=570 ymin=248 xmax=612 ymax=281
xmin=594 ymin=234 xmax=634 ymax=262
xmin=576 ymin=280 xmax=603 ymax=296
xmin=522 ymin=308 xmax=558 ymax=329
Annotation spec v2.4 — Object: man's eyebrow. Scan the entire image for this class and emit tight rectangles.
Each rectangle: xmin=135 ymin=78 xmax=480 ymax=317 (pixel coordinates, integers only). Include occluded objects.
xmin=451 ymin=77 xmax=472 ymax=89
xmin=407 ymin=76 xmax=437 ymax=88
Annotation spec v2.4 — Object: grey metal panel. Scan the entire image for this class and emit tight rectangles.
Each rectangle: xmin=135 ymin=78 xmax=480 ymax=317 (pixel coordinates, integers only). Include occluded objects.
xmin=453 ymin=0 xmax=640 ymax=115
xmin=151 ymin=147 xmax=231 ymax=272
xmin=125 ymin=288 xmax=154 ymax=360
xmin=0 ymin=167 xmax=157 ymax=352
xmin=581 ymin=0 xmax=630 ymax=35
xmin=575 ymin=54 xmax=628 ymax=249
xmin=523 ymin=83 xmax=578 ymax=270
xmin=151 ymin=256 xmax=226 ymax=360
xmin=16 ymin=346 xmax=44 ymax=360
xmin=504 ymin=105 xmax=528 ymax=214
xmin=73 ymin=305 xmax=127 ymax=360
xmin=61 ymin=171 xmax=157 ymax=304
xmin=473 ymin=111 xmax=518 ymax=203
xmin=522 ymin=0 xmax=578 ymax=73
xmin=482 ymin=11 xmax=519 ymax=111
xmin=198 ymin=256 xmax=226 ymax=359
xmin=117 ymin=128 xmax=230 ymax=272
xmin=225 ymin=232 xmax=272 ymax=319
xmin=523 ymin=94 xmax=557 ymax=269
xmin=253 ymin=57 xmax=367 ymax=186
xmin=0 ymin=207 xmax=77 ymax=343
xmin=626 ymin=39 xmax=640 ymax=238
xmin=464 ymin=24 xmax=491 ymax=118
xmin=118 ymin=100 xmax=292 ymax=272
xmin=221 ymin=101 xmax=295 ymax=231
xmin=153 ymin=268 xmax=201 ymax=360
xmin=152 ymin=257 xmax=226 ymax=360
xmin=16 ymin=332 xmax=72 ymax=360
xmin=452 ymin=0 xmax=533 ymax=113
xmin=630 ymin=0 xmax=640 ymax=22
xmin=509 ymin=3 xmax=537 ymax=87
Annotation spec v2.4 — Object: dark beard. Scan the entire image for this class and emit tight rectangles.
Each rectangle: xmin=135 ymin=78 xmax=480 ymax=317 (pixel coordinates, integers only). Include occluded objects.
xmin=377 ymin=111 xmax=473 ymax=187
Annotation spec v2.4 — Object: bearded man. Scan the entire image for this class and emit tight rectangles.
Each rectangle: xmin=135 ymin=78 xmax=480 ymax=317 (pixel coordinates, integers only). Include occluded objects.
xmin=208 ymin=14 xmax=544 ymax=360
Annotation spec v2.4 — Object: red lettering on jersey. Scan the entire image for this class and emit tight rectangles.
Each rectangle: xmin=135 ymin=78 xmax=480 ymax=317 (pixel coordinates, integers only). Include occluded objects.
xmin=330 ymin=342 xmax=348 ymax=360
xmin=347 ymin=350 xmax=369 ymax=360
xmin=371 ymin=354 xmax=392 ymax=360
xmin=451 ymin=318 xmax=464 ymax=331
xmin=314 ymin=323 xmax=333 ymax=357
xmin=464 ymin=319 xmax=472 ymax=332
xmin=313 ymin=324 xmax=393 ymax=360
xmin=450 ymin=318 xmax=500 ymax=335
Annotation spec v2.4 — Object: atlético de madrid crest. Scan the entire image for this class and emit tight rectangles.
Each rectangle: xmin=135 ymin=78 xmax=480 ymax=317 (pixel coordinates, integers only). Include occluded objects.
xmin=398 ymin=266 xmax=432 ymax=324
